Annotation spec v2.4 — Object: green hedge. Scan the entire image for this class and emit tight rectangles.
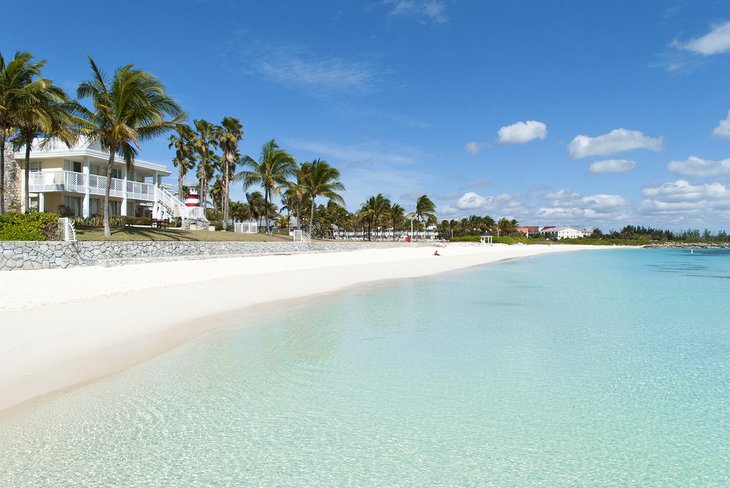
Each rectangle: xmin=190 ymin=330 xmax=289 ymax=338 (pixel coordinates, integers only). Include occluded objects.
xmin=0 ymin=212 xmax=61 ymax=241
xmin=74 ymin=216 xmax=156 ymax=228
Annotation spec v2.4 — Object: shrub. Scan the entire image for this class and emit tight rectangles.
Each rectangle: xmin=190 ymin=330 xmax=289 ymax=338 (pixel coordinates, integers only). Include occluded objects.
xmin=57 ymin=205 xmax=76 ymax=218
xmin=74 ymin=215 xmax=155 ymax=228
xmin=0 ymin=212 xmax=61 ymax=241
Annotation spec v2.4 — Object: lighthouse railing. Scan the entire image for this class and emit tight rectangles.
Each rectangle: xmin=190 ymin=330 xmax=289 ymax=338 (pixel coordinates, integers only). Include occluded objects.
xmin=187 ymin=206 xmax=207 ymax=221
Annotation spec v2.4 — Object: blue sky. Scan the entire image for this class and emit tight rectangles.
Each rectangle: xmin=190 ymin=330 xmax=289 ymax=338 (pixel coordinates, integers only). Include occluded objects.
xmin=4 ymin=0 xmax=730 ymax=230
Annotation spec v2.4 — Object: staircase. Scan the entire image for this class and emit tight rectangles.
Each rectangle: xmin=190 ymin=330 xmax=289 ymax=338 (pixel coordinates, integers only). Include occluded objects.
xmin=153 ymin=186 xmax=208 ymax=223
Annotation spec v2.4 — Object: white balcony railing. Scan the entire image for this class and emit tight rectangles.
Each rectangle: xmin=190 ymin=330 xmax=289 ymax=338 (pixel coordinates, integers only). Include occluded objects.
xmin=28 ymin=170 xmax=156 ymax=202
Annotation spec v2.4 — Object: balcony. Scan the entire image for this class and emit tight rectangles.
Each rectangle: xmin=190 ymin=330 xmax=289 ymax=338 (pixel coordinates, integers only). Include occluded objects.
xmin=28 ymin=171 xmax=156 ymax=201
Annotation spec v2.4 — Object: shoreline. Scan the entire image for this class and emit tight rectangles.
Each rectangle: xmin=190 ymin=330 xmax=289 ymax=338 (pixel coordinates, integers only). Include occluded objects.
xmin=0 ymin=243 xmax=626 ymax=412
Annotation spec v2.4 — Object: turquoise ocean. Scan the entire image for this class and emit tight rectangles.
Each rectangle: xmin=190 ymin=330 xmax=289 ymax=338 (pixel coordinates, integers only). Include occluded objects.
xmin=1 ymin=248 xmax=729 ymax=486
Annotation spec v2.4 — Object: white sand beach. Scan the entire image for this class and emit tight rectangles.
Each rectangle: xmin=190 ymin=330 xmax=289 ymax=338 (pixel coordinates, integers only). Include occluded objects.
xmin=0 ymin=243 xmax=610 ymax=411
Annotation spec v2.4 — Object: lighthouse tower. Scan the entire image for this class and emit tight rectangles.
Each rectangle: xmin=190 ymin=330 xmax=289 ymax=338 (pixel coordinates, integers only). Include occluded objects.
xmin=185 ymin=189 xmax=200 ymax=207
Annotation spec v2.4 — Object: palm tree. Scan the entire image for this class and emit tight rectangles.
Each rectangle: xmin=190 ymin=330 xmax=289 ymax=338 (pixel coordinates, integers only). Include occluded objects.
xmin=0 ymin=51 xmax=51 ymax=214
xmin=237 ymin=139 xmax=296 ymax=234
xmin=13 ymin=83 xmax=78 ymax=213
xmin=299 ymin=159 xmax=345 ymax=236
xmin=76 ymin=57 xmax=185 ymax=237
xmin=193 ymin=119 xmax=218 ymax=211
xmin=210 ymin=175 xmax=223 ymax=211
xmin=216 ymin=117 xmax=243 ymax=230
xmin=390 ymin=203 xmax=405 ymax=240
xmin=229 ymin=200 xmax=252 ymax=221
xmin=246 ymin=191 xmax=266 ymax=227
xmin=414 ymin=194 xmax=436 ymax=239
xmin=168 ymin=124 xmax=195 ymax=201
xmin=497 ymin=217 xmax=517 ymax=236
xmin=359 ymin=194 xmax=390 ymax=240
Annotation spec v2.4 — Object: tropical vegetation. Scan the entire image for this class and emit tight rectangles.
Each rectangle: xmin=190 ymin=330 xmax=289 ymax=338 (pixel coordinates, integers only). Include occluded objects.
xmin=75 ymin=57 xmax=185 ymax=237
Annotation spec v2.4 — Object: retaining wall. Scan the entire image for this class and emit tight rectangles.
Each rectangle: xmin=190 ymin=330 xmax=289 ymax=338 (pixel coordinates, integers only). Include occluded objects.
xmin=0 ymin=240 xmax=410 ymax=271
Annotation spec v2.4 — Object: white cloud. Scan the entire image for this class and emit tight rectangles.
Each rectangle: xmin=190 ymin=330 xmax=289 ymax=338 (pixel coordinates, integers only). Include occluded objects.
xmin=464 ymin=141 xmax=484 ymax=154
xmin=383 ymin=0 xmax=447 ymax=24
xmin=457 ymin=192 xmax=492 ymax=209
xmin=713 ymin=110 xmax=730 ymax=139
xmin=677 ymin=20 xmax=730 ymax=56
xmin=538 ymin=189 xmax=629 ymax=222
xmin=497 ymin=120 xmax=547 ymax=145
xmin=545 ymin=189 xmax=580 ymax=201
xmin=439 ymin=204 xmax=459 ymax=216
xmin=568 ymin=128 xmax=663 ymax=159
xmin=642 ymin=180 xmax=730 ymax=201
xmin=588 ymin=159 xmax=636 ymax=173
xmin=639 ymin=180 xmax=730 ymax=222
xmin=667 ymin=156 xmax=730 ymax=178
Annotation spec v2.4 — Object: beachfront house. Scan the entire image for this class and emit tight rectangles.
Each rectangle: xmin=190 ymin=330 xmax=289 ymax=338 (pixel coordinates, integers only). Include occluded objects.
xmin=515 ymin=225 xmax=539 ymax=237
xmin=12 ymin=137 xmax=192 ymax=221
xmin=539 ymin=226 xmax=589 ymax=240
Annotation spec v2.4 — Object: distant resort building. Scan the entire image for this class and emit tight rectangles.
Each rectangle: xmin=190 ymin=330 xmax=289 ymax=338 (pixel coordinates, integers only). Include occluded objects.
xmin=539 ymin=226 xmax=592 ymax=240
xmin=515 ymin=226 xmax=539 ymax=237
xmin=11 ymin=138 xmax=194 ymax=221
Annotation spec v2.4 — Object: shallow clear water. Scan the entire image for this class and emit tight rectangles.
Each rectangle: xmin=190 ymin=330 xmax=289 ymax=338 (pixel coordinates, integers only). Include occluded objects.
xmin=1 ymin=249 xmax=729 ymax=486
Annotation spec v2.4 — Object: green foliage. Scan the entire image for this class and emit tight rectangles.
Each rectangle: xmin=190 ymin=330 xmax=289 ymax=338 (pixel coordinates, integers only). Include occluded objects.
xmin=0 ymin=212 xmax=61 ymax=241
xmin=449 ymin=235 xmax=542 ymax=244
xmin=57 ymin=204 xmax=76 ymax=217
xmin=74 ymin=216 xmax=154 ymax=228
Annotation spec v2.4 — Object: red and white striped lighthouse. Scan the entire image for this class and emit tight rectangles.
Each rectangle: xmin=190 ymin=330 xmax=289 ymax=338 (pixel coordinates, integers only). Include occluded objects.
xmin=185 ymin=190 xmax=200 ymax=207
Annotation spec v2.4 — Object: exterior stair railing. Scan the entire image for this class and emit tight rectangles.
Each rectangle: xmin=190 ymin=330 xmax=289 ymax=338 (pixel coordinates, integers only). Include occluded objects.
xmin=58 ymin=217 xmax=77 ymax=242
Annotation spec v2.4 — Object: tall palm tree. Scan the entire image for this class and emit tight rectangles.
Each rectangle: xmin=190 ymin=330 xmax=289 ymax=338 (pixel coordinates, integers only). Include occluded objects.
xmin=299 ymin=159 xmax=345 ymax=235
xmin=237 ymin=139 xmax=296 ymax=234
xmin=76 ymin=57 xmax=185 ymax=237
xmin=168 ymin=124 xmax=195 ymax=201
xmin=414 ymin=194 xmax=436 ymax=239
xmin=13 ymin=83 xmax=78 ymax=213
xmin=0 ymin=51 xmax=50 ymax=214
xmin=390 ymin=203 xmax=405 ymax=240
xmin=216 ymin=117 xmax=242 ymax=230
xmin=193 ymin=119 xmax=218 ymax=211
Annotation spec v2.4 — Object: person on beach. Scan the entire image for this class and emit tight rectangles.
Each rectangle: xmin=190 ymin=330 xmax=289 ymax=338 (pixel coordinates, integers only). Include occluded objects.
xmin=434 ymin=250 xmax=440 ymax=256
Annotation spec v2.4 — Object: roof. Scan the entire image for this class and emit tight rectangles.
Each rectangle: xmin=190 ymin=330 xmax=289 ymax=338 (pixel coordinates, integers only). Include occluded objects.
xmin=13 ymin=137 xmax=171 ymax=176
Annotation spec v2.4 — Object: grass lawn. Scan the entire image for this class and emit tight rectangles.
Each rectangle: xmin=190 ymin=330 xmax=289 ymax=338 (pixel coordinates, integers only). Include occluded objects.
xmin=75 ymin=227 xmax=290 ymax=242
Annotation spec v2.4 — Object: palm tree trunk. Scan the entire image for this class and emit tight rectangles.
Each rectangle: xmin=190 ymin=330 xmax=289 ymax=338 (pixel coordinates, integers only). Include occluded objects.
xmin=103 ymin=150 xmax=115 ymax=238
xmin=24 ymin=135 xmax=31 ymax=213
xmin=264 ymin=187 xmax=270 ymax=234
xmin=309 ymin=197 xmax=315 ymax=235
xmin=178 ymin=166 xmax=183 ymax=204
xmin=222 ymin=169 xmax=229 ymax=231
xmin=0 ymin=132 xmax=6 ymax=215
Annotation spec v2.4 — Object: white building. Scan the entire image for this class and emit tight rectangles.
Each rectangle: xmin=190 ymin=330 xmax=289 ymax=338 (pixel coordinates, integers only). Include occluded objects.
xmin=13 ymin=137 xmax=197 ymax=221
xmin=539 ymin=226 xmax=590 ymax=240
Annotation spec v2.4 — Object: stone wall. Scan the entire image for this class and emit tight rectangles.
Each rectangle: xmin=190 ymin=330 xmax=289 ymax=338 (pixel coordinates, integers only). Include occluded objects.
xmin=0 ymin=240 xmax=410 ymax=271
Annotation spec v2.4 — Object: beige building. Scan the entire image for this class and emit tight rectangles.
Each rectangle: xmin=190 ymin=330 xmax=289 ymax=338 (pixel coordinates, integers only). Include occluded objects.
xmin=13 ymin=138 xmax=182 ymax=219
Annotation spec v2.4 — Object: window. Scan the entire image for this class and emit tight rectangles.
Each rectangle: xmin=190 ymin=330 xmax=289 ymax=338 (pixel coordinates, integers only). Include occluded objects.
xmin=64 ymin=160 xmax=82 ymax=173
xmin=29 ymin=161 xmax=42 ymax=173
xmin=111 ymin=168 xmax=122 ymax=179
xmin=63 ymin=196 xmax=82 ymax=217
xmin=29 ymin=196 xmax=39 ymax=212
xmin=109 ymin=200 xmax=120 ymax=215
